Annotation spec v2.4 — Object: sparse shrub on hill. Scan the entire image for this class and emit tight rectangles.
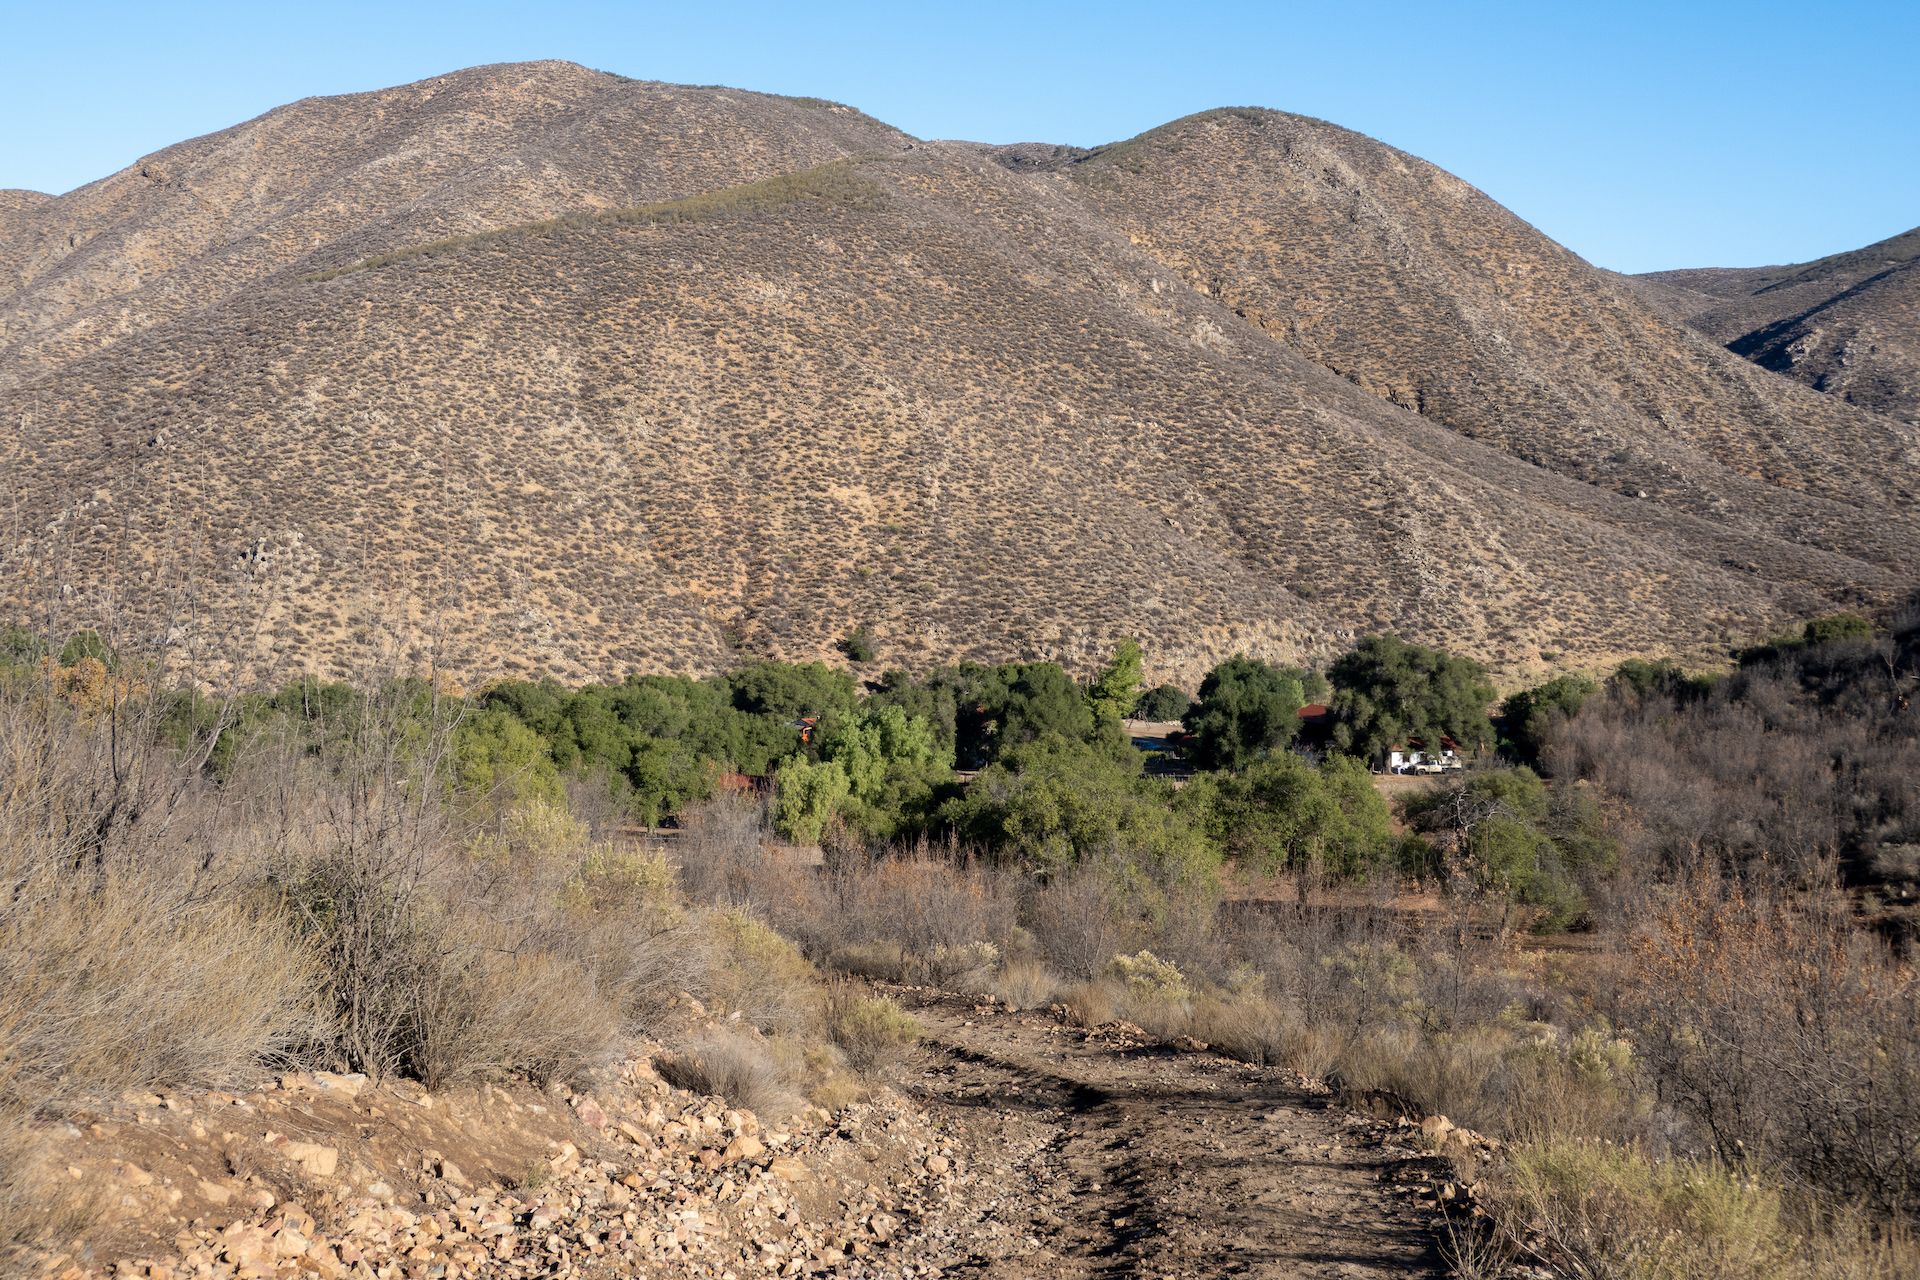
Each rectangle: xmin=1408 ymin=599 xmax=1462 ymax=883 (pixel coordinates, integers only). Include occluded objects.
xmin=1735 ymin=609 xmax=1878 ymax=668
xmin=305 ymin=159 xmax=883 ymax=283
xmin=837 ymin=628 xmax=876 ymax=664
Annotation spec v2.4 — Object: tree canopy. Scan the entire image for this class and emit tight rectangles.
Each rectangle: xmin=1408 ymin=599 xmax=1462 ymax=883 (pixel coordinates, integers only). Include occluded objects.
xmin=942 ymin=736 xmax=1214 ymax=879
xmin=1328 ymin=635 xmax=1494 ymax=763
xmin=1182 ymin=656 xmax=1312 ymax=771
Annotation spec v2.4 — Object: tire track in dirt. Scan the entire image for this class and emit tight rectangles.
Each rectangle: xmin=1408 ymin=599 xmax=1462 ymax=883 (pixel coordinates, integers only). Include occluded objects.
xmin=889 ymin=993 xmax=1446 ymax=1280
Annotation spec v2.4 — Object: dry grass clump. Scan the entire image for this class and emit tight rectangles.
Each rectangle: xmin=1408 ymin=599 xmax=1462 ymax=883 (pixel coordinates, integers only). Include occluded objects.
xmin=824 ymin=988 xmax=920 ymax=1078
xmin=990 ymin=958 xmax=1064 ymax=1011
xmin=0 ymin=680 xmax=325 ymax=1111
xmin=1183 ymin=992 xmax=1296 ymax=1068
xmin=1 ymin=880 xmax=324 ymax=1101
xmin=1483 ymin=1139 xmax=1918 ymax=1280
xmin=655 ymin=1031 xmax=800 ymax=1118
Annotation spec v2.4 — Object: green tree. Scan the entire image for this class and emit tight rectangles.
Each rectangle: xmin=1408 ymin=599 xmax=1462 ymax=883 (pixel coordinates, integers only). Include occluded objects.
xmin=1403 ymin=766 xmax=1615 ymax=930
xmin=623 ymin=736 xmax=718 ymax=826
xmin=1608 ymin=658 xmax=1713 ymax=703
xmin=1182 ymin=656 xmax=1308 ymax=771
xmin=815 ymin=703 xmax=954 ymax=839
xmin=1328 ymin=635 xmax=1494 ymax=764
xmin=771 ymin=755 xmax=851 ymax=844
xmin=942 ymin=736 xmax=1214 ymax=879
xmin=973 ymin=662 xmax=1117 ymax=762
xmin=1 ymin=624 xmax=47 ymax=672
xmin=1803 ymin=612 xmax=1874 ymax=647
xmin=728 ymin=660 xmax=857 ymax=723
xmin=1089 ymin=638 xmax=1144 ymax=724
xmin=869 ymin=668 xmax=962 ymax=756
xmin=1133 ymin=683 xmax=1191 ymax=722
xmin=450 ymin=708 xmax=567 ymax=814
xmin=1500 ymin=674 xmax=1597 ymax=770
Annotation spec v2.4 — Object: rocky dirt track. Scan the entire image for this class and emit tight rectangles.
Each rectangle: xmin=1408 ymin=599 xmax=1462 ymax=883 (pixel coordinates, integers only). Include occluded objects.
xmin=36 ymin=994 xmax=1454 ymax=1280
xmin=894 ymin=992 xmax=1446 ymax=1279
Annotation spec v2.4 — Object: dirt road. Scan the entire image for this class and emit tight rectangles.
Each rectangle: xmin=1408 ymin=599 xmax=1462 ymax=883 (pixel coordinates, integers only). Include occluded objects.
xmin=883 ymin=992 xmax=1448 ymax=1279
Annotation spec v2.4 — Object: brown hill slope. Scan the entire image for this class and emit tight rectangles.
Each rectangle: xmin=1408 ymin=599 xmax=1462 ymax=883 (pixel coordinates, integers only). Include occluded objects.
xmin=1037 ymin=110 xmax=1919 ymax=551
xmin=0 ymin=60 xmax=905 ymax=387
xmin=2 ymin=68 xmax=1915 ymax=686
xmin=1641 ymin=226 xmax=1920 ymax=423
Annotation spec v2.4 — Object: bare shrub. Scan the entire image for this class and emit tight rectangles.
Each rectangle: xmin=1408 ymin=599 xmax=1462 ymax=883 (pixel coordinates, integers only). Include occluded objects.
xmin=1027 ymin=864 xmax=1135 ymax=979
xmin=675 ymin=794 xmax=771 ymax=906
xmin=788 ymin=853 xmax=1018 ymax=983
xmin=1628 ymin=877 xmax=1920 ymax=1216
xmin=0 ymin=679 xmax=325 ymax=1109
xmin=1186 ymin=992 xmax=1288 ymax=1065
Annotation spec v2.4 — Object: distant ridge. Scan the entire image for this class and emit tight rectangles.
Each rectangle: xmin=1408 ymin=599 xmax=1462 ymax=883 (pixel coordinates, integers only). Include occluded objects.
xmin=1641 ymin=226 xmax=1920 ymax=424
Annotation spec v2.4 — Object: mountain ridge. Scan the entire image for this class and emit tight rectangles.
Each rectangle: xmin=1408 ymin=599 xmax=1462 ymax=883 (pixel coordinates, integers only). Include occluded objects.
xmin=3 ymin=63 xmax=1914 ymax=687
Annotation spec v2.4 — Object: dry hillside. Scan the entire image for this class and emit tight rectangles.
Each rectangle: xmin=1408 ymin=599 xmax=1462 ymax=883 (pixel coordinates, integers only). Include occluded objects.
xmin=3 ymin=64 xmax=1916 ymax=687
xmin=1641 ymin=225 xmax=1920 ymax=424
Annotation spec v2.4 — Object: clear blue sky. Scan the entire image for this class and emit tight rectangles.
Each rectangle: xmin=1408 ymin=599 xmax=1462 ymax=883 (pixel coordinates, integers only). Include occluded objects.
xmin=2 ymin=1 xmax=1913 ymax=273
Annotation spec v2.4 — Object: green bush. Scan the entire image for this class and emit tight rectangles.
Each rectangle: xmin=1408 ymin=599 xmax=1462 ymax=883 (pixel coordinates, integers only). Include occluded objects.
xmin=1402 ymin=766 xmax=1615 ymax=928
xmin=942 ymin=736 xmax=1215 ymax=879
xmin=1132 ymin=683 xmax=1192 ymax=721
